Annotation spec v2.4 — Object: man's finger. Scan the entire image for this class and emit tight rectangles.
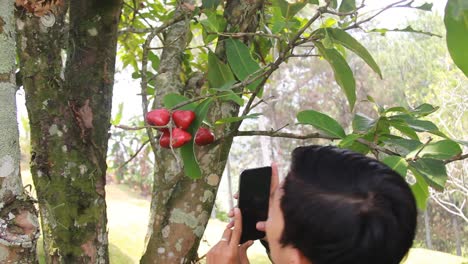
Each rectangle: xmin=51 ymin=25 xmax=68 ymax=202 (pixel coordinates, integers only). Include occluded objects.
xmin=256 ymin=221 xmax=266 ymax=232
xmin=227 ymin=208 xmax=234 ymax=218
xmin=270 ymin=162 xmax=280 ymax=196
xmin=230 ymin=207 xmax=242 ymax=247
xmin=220 ymin=225 xmax=232 ymax=243
xmin=240 ymin=240 xmax=254 ymax=251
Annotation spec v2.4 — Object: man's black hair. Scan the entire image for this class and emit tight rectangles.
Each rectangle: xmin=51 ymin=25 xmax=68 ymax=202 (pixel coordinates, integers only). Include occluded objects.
xmin=280 ymin=145 xmax=417 ymax=264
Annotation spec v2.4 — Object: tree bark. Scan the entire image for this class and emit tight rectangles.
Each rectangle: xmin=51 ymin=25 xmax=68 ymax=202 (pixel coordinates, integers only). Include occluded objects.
xmin=0 ymin=2 xmax=40 ymax=263
xmin=424 ymin=203 xmax=433 ymax=249
xmin=17 ymin=0 xmax=122 ymax=262
xmin=141 ymin=1 xmax=264 ymax=263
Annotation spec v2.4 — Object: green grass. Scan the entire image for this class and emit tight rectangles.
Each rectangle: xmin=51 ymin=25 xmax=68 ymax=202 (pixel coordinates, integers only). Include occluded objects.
xmin=22 ymin=171 xmax=467 ymax=263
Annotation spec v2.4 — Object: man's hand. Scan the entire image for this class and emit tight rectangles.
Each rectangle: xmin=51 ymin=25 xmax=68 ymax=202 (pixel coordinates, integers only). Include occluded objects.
xmin=206 ymin=208 xmax=253 ymax=264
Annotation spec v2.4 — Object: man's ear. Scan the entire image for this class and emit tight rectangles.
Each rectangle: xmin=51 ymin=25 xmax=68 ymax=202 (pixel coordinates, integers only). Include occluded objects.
xmin=286 ymin=247 xmax=312 ymax=264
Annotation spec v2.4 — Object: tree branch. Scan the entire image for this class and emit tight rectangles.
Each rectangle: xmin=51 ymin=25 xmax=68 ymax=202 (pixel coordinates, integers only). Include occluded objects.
xmin=344 ymin=0 xmax=410 ymax=30
xmin=236 ymin=130 xmax=337 ymax=140
xmin=445 ymin=153 xmax=468 ymax=164
xmin=117 ymin=140 xmax=150 ymax=169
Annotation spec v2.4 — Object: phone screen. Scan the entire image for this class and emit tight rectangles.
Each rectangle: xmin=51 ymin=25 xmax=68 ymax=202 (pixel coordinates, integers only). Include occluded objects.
xmin=238 ymin=166 xmax=272 ymax=244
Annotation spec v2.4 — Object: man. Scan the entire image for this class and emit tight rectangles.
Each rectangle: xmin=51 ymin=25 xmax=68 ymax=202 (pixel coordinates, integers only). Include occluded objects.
xmin=207 ymin=145 xmax=417 ymax=264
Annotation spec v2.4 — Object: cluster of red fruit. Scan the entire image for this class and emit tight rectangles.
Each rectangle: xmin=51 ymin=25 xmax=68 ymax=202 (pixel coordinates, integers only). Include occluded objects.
xmin=146 ymin=108 xmax=215 ymax=148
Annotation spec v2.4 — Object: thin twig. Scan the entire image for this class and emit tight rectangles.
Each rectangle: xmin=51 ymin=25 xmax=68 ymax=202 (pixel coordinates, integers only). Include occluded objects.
xmin=445 ymin=153 xmax=468 ymax=164
xmin=216 ymin=32 xmax=283 ymax=40
xmin=344 ymin=0 xmax=409 ymax=30
xmin=235 ymin=130 xmax=337 ymax=140
xmin=118 ymin=140 xmax=150 ymax=169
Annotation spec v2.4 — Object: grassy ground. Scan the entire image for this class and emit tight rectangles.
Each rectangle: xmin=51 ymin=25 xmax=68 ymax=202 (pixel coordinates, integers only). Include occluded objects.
xmin=22 ymin=170 xmax=467 ymax=263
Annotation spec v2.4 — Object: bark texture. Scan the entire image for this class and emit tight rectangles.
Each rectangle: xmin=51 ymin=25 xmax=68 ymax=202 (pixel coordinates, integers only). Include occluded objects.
xmin=0 ymin=1 xmax=39 ymax=263
xmin=16 ymin=0 xmax=122 ymax=262
xmin=141 ymin=1 xmax=264 ymax=263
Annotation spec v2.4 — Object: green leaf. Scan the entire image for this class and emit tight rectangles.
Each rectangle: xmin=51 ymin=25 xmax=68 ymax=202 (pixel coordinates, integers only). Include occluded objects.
xmin=407 ymin=140 xmax=462 ymax=160
xmin=225 ymin=38 xmax=262 ymax=92
xmin=207 ymin=52 xmax=235 ymax=88
xmin=315 ymin=42 xmax=356 ymax=110
xmin=163 ymin=93 xmax=196 ymax=110
xmin=329 ymin=0 xmax=338 ymax=9
xmin=404 ymin=118 xmax=439 ymax=133
xmin=215 ymin=113 xmax=261 ymax=125
xmin=444 ymin=0 xmax=468 ymax=76
xmin=322 ymin=18 xmax=337 ymax=28
xmin=368 ymin=26 xmax=442 ymax=37
xmin=387 ymin=118 xmax=419 ymax=140
xmin=411 ymin=103 xmax=438 ymax=117
xmin=409 ymin=158 xmax=447 ymax=191
xmin=297 ymin=110 xmax=346 ymax=138
xmin=414 ymin=3 xmax=433 ymax=11
xmin=200 ymin=10 xmax=226 ymax=33
xmin=325 ymin=28 xmax=382 ymax=78
xmin=211 ymin=89 xmax=244 ymax=106
xmin=339 ymin=0 xmax=356 ymax=14
xmin=408 ymin=167 xmax=430 ymax=210
xmin=308 ymin=0 xmax=319 ymax=4
xmin=111 ymin=103 xmax=124 ymax=125
xmin=385 ymin=138 xmax=422 ymax=155
xmin=202 ymin=0 xmax=221 ymax=9
xmin=382 ymin=156 xmax=408 ymax=178
xmin=338 ymin=134 xmax=361 ymax=148
xmin=272 ymin=0 xmax=307 ymax=19
xmin=384 ymin=106 xmax=409 ymax=114
xmin=352 ymin=113 xmax=375 ymax=132
xmin=148 ymin=51 xmax=160 ymax=71
xmin=180 ymin=99 xmax=214 ymax=179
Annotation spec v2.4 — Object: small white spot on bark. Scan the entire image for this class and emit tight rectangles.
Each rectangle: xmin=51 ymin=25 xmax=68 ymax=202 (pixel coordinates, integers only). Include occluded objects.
xmin=40 ymin=13 xmax=56 ymax=27
xmin=0 ymin=156 xmax=15 ymax=178
xmin=203 ymin=190 xmax=214 ymax=203
xmin=16 ymin=19 xmax=25 ymax=30
xmin=196 ymin=205 xmax=202 ymax=212
xmin=194 ymin=226 xmax=204 ymax=237
xmin=62 ymin=145 xmax=68 ymax=152
xmin=206 ymin=174 xmax=220 ymax=186
xmin=190 ymin=183 xmax=197 ymax=191
xmin=169 ymin=209 xmax=198 ymax=228
xmin=88 ymin=28 xmax=98 ymax=36
xmin=175 ymin=239 xmax=183 ymax=252
xmin=37 ymin=170 xmax=43 ymax=178
xmin=168 ymin=252 xmax=174 ymax=258
xmin=79 ymin=165 xmax=88 ymax=175
xmin=157 ymin=247 xmax=165 ymax=254
xmin=162 ymin=225 xmax=170 ymax=238
xmin=8 ymin=213 xmax=15 ymax=220
xmin=48 ymin=124 xmax=62 ymax=137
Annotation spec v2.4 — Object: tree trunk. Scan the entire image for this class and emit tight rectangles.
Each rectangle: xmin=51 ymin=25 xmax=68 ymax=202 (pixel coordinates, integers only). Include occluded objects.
xmin=226 ymin=157 xmax=234 ymax=210
xmin=16 ymin=0 xmax=122 ymax=262
xmin=449 ymin=196 xmax=462 ymax=256
xmin=424 ymin=203 xmax=433 ymax=249
xmin=141 ymin=0 xmax=264 ymax=262
xmin=0 ymin=2 xmax=40 ymax=263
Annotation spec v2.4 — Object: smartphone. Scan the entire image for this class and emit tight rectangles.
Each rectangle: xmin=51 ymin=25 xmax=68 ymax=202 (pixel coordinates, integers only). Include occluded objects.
xmin=238 ymin=166 xmax=272 ymax=244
